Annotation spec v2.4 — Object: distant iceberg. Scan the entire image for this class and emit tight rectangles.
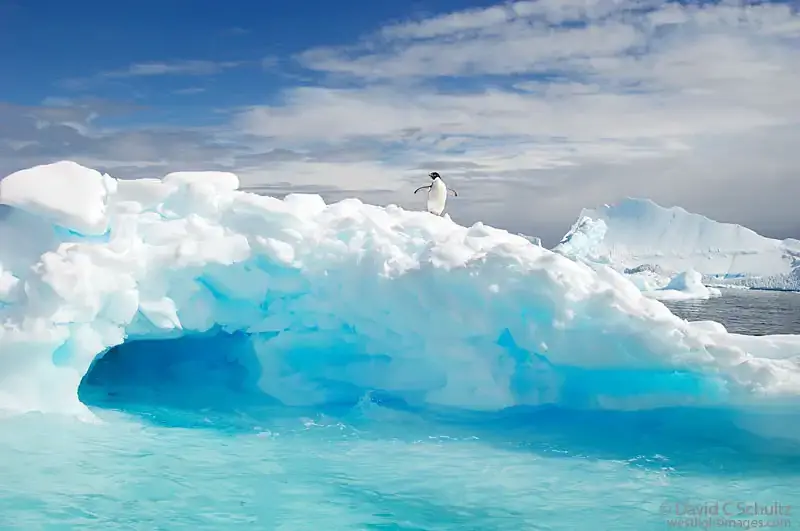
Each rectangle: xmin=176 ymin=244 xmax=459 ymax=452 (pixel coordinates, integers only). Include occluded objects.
xmin=643 ymin=270 xmax=722 ymax=301
xmin=1 ymin=162 xmax=799 ymax=420
xmin=555 ymin=198 xmax=800 ymax=292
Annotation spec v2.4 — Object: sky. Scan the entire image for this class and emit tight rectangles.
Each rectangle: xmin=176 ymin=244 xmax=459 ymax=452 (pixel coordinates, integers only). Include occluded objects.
xmin=0 ymin=0 xmax=798 ymax=246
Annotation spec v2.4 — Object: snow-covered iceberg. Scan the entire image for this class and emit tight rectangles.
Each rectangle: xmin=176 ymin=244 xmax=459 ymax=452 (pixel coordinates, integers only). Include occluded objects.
xmin=1 ymin=162 xmax=800 ymax=419
xmin=555 ymin=198 xmax=800 ymax=292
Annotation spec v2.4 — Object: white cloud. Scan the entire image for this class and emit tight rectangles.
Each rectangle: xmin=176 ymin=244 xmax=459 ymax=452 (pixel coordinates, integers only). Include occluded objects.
xmin=102 ymin=60 xmax=243 ymax=78
xmin=300 ymin=20 xmax=644 ymax=79
xmin=5 ymin=1 xmax=800 ymax=245
xmin=172 ymin=87 xmax=207 ymax=95
xmin=380 ymin=4 xmax=512 ymax=40
xmin=228 ymin=0 xmax=800 ymax=243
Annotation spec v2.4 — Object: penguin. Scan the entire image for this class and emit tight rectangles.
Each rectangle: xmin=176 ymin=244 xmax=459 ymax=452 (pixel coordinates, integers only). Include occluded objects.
xmin=414 ymin=171 xmax=457 ymax=216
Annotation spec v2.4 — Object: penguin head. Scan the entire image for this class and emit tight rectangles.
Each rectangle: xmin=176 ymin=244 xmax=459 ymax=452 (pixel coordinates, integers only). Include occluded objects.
xmin=429 ymin=171 xmax=440 ymax=180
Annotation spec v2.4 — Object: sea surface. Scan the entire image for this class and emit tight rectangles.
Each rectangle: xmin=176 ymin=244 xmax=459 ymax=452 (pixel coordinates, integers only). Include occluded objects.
xmin=664 ymin=288 xmax=800 ymax=335
xmin=1 ymin=290 xmax=799 ymax=530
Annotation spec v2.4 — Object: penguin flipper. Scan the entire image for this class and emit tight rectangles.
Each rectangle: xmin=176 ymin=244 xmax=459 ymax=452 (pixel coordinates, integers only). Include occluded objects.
xmin=449 ymin=189 xmax=458 ymax=197
xmin=414 ymin=185 xmax=431 ymax=194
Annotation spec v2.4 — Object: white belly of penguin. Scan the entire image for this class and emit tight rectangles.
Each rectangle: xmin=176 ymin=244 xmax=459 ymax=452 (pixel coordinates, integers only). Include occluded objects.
xmin=427 ymin=179 xmax=447 ymax=215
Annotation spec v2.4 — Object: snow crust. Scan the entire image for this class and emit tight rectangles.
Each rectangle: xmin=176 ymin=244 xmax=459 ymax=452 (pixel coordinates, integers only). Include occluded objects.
xmin=1 ymin=162 xmax=800 ymax=418
xmin=555 ymin=198 xmax=800 ymax=291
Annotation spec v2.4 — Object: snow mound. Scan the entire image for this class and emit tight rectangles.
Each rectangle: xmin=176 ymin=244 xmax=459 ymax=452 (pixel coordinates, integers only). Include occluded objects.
xmin=0 ymin=161 xmax=114 ymax=236
xmin=643 ymin=270 xmax=722 ymax=301
xmin=554 ymin=198 xmax=800 ymax=291
xmin=1 ymin=162 xmax=800 ymax=418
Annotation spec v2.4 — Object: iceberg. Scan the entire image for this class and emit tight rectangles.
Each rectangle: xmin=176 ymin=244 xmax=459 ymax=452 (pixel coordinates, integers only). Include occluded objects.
xmin=555 ymin=198 xmax=800 ymax=292
xmin=642 ymin=270 xmax=722 ymax=301
xmin=1 ymin=161 xmax=800 ymax=420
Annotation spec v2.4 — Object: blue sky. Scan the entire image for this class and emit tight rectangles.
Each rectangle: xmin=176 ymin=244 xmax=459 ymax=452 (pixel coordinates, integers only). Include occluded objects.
xmin=1 ymin=0 xmax=799 ymax=244
xmin=1 ymin=0 xmax=494 ymax=106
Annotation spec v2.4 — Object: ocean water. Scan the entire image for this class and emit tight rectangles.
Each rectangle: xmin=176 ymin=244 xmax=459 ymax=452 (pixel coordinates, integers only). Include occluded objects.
xmin=664 ymin=289 xmax=800 ymax=335
xmin=2 ymin=291 xmax=800 ymax=530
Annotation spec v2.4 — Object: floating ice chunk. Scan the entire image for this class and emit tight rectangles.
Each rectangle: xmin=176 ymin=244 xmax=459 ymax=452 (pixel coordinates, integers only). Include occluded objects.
xmin=557 ymin=198 xmax=800 ymax=291
xmin=643 ymin=269 xmax=722 ymax=301
xmin=0 ymin=162 xmax=799 ymax=418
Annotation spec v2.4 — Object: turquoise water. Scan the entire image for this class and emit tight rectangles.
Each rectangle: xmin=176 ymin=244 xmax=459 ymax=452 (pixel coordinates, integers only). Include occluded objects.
xmin=2 ymin=291 xmax=800 ymax=530
xmin=2 ymin=401 xmax=799 ymax=529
